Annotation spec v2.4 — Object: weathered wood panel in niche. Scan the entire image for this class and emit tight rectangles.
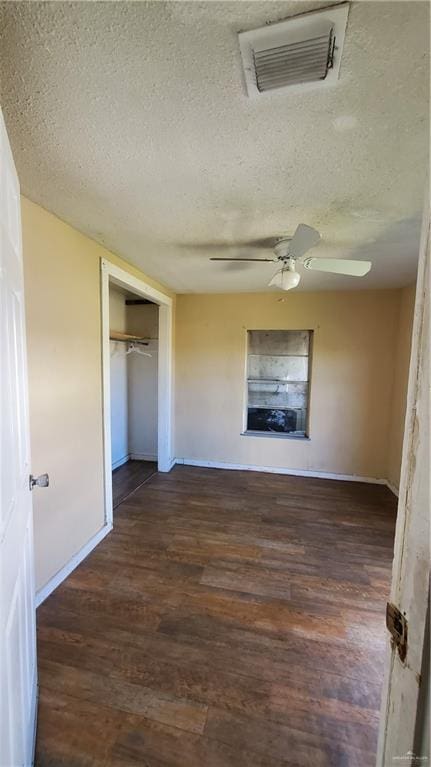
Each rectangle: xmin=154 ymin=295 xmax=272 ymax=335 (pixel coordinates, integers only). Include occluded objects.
xmin=248 ymin=381 xmax=308 ymax=409
xmin=248 ymin=354 xmax=309 ymax=382
xmin=248 ymin=329 xmax=310 ymax=355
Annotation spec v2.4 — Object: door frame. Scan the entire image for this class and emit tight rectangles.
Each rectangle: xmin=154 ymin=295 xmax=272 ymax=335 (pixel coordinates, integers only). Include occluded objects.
xmin=376 ymin=194 xmax=430 ymax=763
xmin=100 ymin=258 xmax=174 ymax=526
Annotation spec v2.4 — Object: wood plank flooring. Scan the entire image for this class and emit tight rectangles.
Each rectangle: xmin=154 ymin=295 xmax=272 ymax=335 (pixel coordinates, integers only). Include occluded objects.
xmin=112 ymin=459 xmax=157 ymax=508
xmin=35 ymin=466 xmax=397 ymax=767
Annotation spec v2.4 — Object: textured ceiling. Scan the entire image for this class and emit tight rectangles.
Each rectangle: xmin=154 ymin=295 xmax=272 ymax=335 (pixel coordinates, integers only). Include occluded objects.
xmin=0 ymin=0 xmax=429 ymax=293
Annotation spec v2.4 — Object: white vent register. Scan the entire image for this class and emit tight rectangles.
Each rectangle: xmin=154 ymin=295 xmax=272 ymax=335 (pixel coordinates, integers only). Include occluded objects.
xmin=239 ymin=4 xmax=349 ymax=97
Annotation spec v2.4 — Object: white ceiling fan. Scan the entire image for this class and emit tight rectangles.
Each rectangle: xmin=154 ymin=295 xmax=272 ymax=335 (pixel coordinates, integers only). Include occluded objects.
xmin=210 ymin=224 xmax=372 ymax=290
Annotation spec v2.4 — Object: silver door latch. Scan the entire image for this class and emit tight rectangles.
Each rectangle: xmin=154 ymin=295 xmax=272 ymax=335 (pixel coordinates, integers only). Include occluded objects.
xmin=29 ymin=473 xmax=49 ymax=491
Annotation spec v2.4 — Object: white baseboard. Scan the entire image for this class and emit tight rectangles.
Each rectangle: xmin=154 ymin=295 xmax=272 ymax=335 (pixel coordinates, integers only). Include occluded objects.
xmin=385 ymin=479 xmax=399 ymax=497
xmin=34 ymin=463 xmax=397 ymax=610
xmin=112 ymin=453 xmax=130 ymax=470
xmin=35 ymin=523 xmax=112 ymax=607
xmin=112 ymin=453 xmax=159 ymax=468
xmin=130 ymin=452 xmax=158 ymax=462
xmin=159 ymin=456 xmax=176 ymax=473
xmin=174 ymin=457 xmax=387 ymax=485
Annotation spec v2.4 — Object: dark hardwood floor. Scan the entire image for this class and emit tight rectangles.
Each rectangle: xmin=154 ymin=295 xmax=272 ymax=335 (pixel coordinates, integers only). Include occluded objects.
xmin=112 ymin=459 xmax=157 ymax=508
xmin=35 ymin=466 xmax=397 ymax=767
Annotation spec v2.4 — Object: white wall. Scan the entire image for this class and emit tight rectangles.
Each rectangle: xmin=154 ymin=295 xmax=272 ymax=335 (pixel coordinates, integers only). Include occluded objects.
xmin=109 ymin=287 xmax=129 ymax=468
xmin=127 ymin=304 xmax=159 ymax=461
xmin=109 ymin=296 xmax=159 ymax=466
xmin=127 ymin=303 xmax=159 ymax=338
xmin=128 ymin=339 xmax=159 ymax=460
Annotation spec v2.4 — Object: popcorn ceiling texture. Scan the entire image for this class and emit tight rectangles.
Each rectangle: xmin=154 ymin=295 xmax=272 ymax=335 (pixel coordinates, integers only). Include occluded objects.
xmin=0 ymin=0 xmax=429 ymax=292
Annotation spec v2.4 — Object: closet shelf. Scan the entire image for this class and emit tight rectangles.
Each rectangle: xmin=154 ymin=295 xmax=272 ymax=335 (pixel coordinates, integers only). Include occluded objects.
xmin=110 ymin=331 xmax=150 ymax=345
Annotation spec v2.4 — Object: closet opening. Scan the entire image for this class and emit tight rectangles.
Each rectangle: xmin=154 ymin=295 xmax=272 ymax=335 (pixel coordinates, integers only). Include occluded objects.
xmin=109 ymin=284 xmax=159 ymax=508
xmin=101 ymin=258 xmax=174 ymax=528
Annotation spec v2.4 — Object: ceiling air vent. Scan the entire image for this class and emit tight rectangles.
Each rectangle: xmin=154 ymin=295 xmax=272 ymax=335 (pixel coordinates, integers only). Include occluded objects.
xmin=238 ymin=3 xmax=349 ymax=97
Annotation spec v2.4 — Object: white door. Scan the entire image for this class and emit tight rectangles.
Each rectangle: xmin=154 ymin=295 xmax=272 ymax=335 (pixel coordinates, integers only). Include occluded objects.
xmin=377 ymin=203 xmax=430 ymax=765
xmin=0 ymin=111 xmax=38 ymax=765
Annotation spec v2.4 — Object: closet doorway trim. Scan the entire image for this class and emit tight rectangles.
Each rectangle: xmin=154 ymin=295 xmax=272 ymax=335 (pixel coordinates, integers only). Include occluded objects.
xmin=101 ymin=258 xmax=174 ymax=527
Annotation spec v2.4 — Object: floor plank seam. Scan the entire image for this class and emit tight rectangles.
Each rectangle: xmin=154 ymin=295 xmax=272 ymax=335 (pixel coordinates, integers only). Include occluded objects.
xmin=113 ymin=468 xmax=158 ymax=509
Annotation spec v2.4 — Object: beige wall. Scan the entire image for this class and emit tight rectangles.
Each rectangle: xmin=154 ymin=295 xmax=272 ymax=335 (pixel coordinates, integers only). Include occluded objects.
xmin=387 ymin=284 xmax=416 ymax=490
xmin=22 ymin=197 xmax=172 ymax=592
xmin=175 ymin=290 xmax=403 ymax=479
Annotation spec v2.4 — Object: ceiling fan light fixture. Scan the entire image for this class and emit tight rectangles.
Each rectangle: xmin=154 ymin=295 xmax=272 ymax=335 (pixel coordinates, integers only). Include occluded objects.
xmin=269 ymin=261 xmax=301 ymax=291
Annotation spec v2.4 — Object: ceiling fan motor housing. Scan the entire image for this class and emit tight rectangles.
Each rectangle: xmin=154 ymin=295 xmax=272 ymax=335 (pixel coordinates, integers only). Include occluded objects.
xmin=273 ymin=239 xmax=293 ymax=260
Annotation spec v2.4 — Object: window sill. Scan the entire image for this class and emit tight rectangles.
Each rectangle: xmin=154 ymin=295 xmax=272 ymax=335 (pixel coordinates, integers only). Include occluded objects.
xmin=241 ymin=431 xmax=310 ymax=441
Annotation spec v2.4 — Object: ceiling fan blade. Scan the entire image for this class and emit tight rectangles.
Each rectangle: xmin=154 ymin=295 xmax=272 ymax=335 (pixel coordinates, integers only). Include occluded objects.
xmin=179 ymin=236 xmax=281 ymax=251
xmin=210 ymin=257 xmax=276 ymax=262
xmin=303 ymin=258 xmax=372 ymax=276
xmin=289 ymin=224 xmax=321 ymax=257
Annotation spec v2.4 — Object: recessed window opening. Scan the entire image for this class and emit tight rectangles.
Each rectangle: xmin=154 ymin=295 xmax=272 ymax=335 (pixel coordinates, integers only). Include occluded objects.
xmin=246 ymin=330 xmax=312 ymax=437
